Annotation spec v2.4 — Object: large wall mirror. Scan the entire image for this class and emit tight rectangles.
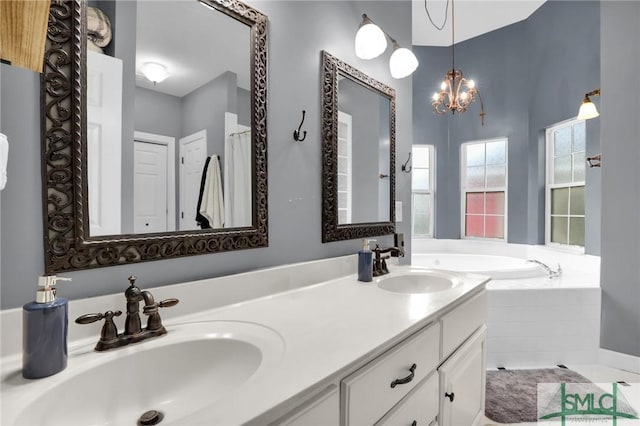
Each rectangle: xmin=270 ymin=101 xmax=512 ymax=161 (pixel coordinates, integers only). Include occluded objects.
xmin=321 ymin=51 xmax=396 ymax=242
xmin=41 ymin=0 xmax=268 ymax=272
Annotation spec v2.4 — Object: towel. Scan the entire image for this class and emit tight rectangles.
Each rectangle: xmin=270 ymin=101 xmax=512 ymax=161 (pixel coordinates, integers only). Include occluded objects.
xmin=0 ymin=133 xmax=8 ymax=191
xmin=196 ymin=155 xmax=224 ymax=229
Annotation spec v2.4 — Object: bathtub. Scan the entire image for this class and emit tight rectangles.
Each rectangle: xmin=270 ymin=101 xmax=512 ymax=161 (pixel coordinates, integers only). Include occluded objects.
xmin=412 ymin=240 xmax=601 ymax=368
xmin=412 ymin=253 xmax=546 ymax=279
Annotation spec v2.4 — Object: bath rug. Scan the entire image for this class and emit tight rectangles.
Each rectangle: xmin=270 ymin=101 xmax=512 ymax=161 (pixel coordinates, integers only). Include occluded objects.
xmin=485 ymin=368 xmax=637 ymax=423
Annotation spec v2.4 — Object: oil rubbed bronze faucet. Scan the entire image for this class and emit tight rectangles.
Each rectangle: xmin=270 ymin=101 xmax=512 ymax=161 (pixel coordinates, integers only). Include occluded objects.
xmin=75 ymin=276 xmax=179 ymax=351
xmin=372 ymin=243 xmax=405 ymax=277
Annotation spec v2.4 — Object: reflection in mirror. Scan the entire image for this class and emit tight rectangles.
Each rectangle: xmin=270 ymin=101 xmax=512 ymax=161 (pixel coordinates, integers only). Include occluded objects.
xmin=40 ymin=0 xmax=268 ymax=273
xmin=87 ymin=0 xmax=252 ymax=236
xmin=337 ymin=76 xmax=391 ymax=224
xmin=322 ymin=51 xmax=396 ymax=243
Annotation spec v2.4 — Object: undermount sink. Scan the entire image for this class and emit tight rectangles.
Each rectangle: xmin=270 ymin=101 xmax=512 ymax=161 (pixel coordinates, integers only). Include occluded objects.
xmin=9 ymin=321 xmax=284 ymax=425
xmin=376 ymin=270 xmax=459 ymax=294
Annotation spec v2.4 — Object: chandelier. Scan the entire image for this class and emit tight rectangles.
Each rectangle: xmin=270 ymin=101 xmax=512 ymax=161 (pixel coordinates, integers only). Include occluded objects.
xmin=430 ymin=0 xmax=486 ymax=124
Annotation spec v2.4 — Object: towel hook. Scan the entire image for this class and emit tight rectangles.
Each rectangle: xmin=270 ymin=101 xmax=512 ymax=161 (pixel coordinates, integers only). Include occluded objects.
xmin=293 ymin=110 xmax=307 ymax=142
xmin=401 ymin=152 xmax=412 ymax=173
xmin=586 ymin=154 xmax=601 ymax=168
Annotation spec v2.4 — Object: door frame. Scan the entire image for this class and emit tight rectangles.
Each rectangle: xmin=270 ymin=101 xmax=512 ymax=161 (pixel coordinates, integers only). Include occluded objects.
xmin=179 ymin=129 xmax=208 ymax=230
xmin=133 ymin=131 xmax=176 ymax=232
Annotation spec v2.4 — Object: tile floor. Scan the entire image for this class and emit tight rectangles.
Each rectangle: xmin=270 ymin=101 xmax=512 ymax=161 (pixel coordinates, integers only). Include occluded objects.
xmin=482 ymin=364 xmax=640 ymax=426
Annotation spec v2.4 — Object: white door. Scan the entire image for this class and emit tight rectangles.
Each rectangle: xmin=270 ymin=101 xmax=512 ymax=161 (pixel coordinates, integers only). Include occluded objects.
xmin=179 ymin=130 xmax=207 ymax=230
xmin=133 ymin=132 xmax=176 ymax=233
xmin=87 ymin=50 xmax=122 ymax=236
xmin=133 ymin=140 xmax=171 ymax=233
xmin=438 ymin=326 xmax=487 ymax=426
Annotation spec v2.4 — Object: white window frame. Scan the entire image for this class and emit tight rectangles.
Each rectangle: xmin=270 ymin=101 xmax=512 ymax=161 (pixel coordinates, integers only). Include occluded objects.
xmin=411 ymin=145 xmax=435 ymax=237
xmin=337 ymin=111 xmax=352 ymax=224
xmin=545 ymin=117 xmax=586 ymax=252
xmin=460 ymin=137 xmax=508 ymax=240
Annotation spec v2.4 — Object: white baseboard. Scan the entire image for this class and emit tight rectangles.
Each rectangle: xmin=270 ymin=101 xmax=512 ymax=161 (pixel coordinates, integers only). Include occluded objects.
xmin=599 ymin=348 xmax=640 ymax=374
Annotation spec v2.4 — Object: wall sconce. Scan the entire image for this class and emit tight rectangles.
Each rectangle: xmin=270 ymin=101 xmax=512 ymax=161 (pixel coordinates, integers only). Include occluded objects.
xmin=577 ymin=88 xmax=601 ymax=120
xmin=140 ymin=62 xmax=170 ymax=85
xmin=355 ymin=14 xmax=419 ymax=79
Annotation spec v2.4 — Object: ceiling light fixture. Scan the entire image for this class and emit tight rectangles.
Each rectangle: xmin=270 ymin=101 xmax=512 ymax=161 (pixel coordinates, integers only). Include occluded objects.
xmin=577 ymin=88 xmax=601 ymax=120
xmin=430 ymin=0 xmax=485 ymax=125
xmin=355 ymin=14 xmax=419 ymax=79
xmin=140 ymin=62 xmax=169 ymax=85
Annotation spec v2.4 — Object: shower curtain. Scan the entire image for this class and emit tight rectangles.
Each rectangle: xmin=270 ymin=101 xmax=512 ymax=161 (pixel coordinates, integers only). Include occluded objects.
xmin=224 ymin=131 xmax=252 ymax=227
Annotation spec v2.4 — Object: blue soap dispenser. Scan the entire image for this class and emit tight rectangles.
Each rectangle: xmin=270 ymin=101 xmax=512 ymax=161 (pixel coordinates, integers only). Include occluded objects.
xmin=23 ymin=275 xmax=72 ymax=379
xmin=358 ymin=239 xmax=374 ymax=282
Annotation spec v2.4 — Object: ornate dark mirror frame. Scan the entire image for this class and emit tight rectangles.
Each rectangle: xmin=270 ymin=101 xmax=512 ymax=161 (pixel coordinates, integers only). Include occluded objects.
xmin=41 ymin=0 xmax=268 ymax=273
xmin=321 ymin=51 xmax=396 ymax=243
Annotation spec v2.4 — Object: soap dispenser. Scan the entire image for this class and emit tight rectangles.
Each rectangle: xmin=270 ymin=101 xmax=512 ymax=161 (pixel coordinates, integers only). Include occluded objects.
xmin=23 ymin=275 xmax=72 ymax=379
xmin=358 ymin=239 xmax=374 ymax=282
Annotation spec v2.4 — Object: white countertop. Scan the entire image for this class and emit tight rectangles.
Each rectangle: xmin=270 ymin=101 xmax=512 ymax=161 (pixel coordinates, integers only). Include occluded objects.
xmin=1 ymin=265 xmax=488 ymax=425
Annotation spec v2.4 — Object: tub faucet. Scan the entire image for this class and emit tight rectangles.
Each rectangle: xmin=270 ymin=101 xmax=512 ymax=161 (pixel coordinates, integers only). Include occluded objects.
xmin=75 ymin=275 xmax=179 ymax=351
xmin=527 ymin=260 xmax=562 ymax=279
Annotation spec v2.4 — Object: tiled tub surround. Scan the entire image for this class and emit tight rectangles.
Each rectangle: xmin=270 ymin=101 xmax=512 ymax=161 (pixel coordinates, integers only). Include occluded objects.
xmin=1 ymin=255 xmax=488 ymax=425
xmin=413 ymin=239 xmax=601 ymax=367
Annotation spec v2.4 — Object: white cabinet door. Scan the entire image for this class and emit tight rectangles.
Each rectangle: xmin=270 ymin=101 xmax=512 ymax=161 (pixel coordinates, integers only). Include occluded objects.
xmin=438 ymin=326 xmax=486 ymax=426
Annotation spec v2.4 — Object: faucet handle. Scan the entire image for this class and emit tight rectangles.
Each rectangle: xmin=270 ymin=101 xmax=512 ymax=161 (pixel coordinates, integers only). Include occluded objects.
xmin=75 ymin=310 xmax=122 ymax=324
xmin=143 ymin=298 xmax=179 ymax=315
xmin=76 ymin=310 xmax=123 ymax=350
xmin=158 ymin=298 xmax=179 ymax=308
xmin=128 ymin=275 xmax=138 ymax=287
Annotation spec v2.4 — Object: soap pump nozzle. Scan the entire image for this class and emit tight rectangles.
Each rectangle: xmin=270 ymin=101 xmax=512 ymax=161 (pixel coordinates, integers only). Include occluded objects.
xmin=362 ymin=239 xmax=375 ymax=252
xmin=36 ymin=275 xmax=72 ymax=303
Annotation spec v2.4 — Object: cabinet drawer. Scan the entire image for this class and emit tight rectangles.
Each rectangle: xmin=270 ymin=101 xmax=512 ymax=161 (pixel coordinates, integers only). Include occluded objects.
xmin=440 ymin=291 xmax=486 ymax=360
xmin=376 ymin=373 xmax=439 ymax=426
xmin=342 ymin=323 xmax=440 ymax=425
xmin=272 ymin=385 xmax=339 ymax=426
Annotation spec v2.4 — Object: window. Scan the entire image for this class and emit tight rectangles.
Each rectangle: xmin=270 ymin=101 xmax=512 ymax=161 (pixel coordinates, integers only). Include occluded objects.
xmin=337 ymin=111 xmax=352 ymax=223
xmin=546 ymin=119 xmax=585 ymax=247
xmin=411 ymin=145 xmax=434 ymax=237
xmin=461 ymin=138 xmax=507 ymax=239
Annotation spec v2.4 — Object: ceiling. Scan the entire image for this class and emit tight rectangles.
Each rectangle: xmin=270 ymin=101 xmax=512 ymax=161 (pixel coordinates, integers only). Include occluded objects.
xmin=412 ymin=0 xmax=546 ymax=47
xmin=135 ymin=0 xmax=250 ymax=98
xmin=134 ymin=0 xmax=547 ymax=97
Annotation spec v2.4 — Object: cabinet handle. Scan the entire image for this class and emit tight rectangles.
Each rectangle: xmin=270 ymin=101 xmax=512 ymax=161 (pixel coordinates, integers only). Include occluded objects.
xmin=390 ymin=363 xmax=417 ymax=388
xmin=445 ymin=391 xmax=455 ymax=402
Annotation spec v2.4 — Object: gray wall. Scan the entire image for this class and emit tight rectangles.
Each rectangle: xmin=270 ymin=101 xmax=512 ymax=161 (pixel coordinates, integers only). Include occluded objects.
xmin=114 ymin=1 xmax=137 ymax=234
xmin=0 ymin=0 xmax=412 ymax=309
xmin=237 ymin=87 xmax=251 ymax=127
xmin=134 ymin=87 xmax=182 ymax=141
xmin=599 ymin=1 xmax=640 ymax=357
xmin=412 ymin=1 xmax=600 ymax=254
xmin=182 ymin=71 xmax=238 ymax=165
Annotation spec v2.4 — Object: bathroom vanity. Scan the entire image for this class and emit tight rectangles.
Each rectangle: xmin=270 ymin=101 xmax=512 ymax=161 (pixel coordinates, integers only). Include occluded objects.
xmin=0 ymin=257 xmax=488 ymax=425
xmin=268 ymin=290 xmax=487 ymax=426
